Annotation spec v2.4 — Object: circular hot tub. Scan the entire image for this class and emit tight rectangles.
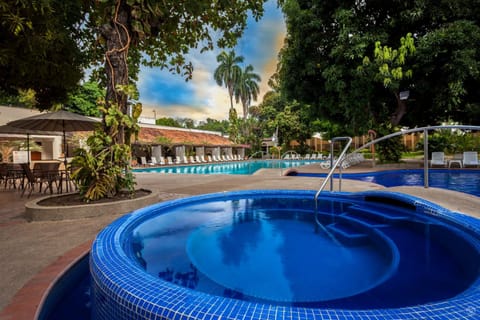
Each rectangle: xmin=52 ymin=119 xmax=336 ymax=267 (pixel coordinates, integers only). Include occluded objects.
xmin=90 ymin=190 xmax=480 ymax=319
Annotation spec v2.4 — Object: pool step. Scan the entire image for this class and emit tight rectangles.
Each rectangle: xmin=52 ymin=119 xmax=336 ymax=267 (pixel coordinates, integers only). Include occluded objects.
xmin=342 ymin=205 xmax=409 ymax=227
xmin=325 ymin=222 xmax=369 ymax=246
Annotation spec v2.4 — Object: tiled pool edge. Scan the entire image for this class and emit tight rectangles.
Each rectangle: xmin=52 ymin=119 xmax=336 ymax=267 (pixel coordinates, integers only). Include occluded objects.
xmin=90 ymin=190 xmax=480 ymax=320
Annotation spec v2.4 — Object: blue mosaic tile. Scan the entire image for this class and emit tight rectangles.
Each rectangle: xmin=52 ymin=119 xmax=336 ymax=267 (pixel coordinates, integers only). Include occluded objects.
xmin=90 ymin=189 xmax=480 ymax=320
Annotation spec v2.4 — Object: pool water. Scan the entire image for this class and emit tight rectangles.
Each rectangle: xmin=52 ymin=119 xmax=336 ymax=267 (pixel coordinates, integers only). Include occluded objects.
xmin=128 ymin=194 xmax=477 ymax=309
xmin=134 ymin=159 xmax=322 ymax=175
xmin=293 ymin=169 xmax=480 ymax=196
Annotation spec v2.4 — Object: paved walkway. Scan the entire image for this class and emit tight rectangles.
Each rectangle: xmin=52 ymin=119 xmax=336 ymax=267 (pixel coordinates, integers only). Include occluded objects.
xmin=1 ymin=161 xmax=479 ymax=319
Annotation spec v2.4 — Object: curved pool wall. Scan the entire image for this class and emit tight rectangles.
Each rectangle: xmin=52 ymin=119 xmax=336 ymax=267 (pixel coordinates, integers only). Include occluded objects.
xmin=90 ymin=190 xmax=480 ymax=320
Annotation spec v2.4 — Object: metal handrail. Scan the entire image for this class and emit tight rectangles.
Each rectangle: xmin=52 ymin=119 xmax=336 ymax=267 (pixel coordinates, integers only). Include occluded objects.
xmin=248 ymin=151 xmax=264 ymax=160
xmin=314 ymin=137 xmax=352 ymax=231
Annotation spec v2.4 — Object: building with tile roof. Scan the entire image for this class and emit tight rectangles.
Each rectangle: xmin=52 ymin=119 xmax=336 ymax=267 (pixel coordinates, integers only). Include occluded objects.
xmin=134 ymin=124 xmax=248 ymax=163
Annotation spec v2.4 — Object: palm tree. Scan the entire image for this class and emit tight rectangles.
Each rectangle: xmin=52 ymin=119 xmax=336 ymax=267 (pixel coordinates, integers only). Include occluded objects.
xmin=234 ymin=64 xmax=261 ymax=118
xmin=214 ymin=51 xmax=244 ymax=111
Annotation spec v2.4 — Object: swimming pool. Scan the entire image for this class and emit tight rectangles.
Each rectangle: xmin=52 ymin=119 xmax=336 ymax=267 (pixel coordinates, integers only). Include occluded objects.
xmin=134 ymin=159 xmax=322 ymax=175
xmin=87 ymin=190 xmax=480 ymax=320
xmin=293 ymin=169 xmax=480 ymax=197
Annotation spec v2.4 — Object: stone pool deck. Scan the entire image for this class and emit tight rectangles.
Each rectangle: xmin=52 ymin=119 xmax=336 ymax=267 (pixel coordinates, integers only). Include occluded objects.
xmin=1 ymin=160 xmax=479 ymax=319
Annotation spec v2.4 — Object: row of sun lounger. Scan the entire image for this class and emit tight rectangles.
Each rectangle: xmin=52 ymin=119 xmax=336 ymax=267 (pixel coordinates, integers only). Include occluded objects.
xmin=320 ymin=152 xmax=365 ymax=169
xmin=139 ymin=154 xmax=244 ymax=166
xmin=283 ymin=153 xmax=327 ymax=160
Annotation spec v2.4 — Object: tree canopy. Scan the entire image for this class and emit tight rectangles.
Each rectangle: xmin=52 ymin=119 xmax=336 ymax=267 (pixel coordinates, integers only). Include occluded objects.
xmin=64 ymin=81 xmax=105 ymax=117
xmin=0 ymin=0 xmax=87 ymax=107
xmin=214 ymin=50 xmax=244 ymax=112
xmin=235 ymin=64 xmax=261 ymax=118
xmin=277 ymin=0 xmax=480 ymax=135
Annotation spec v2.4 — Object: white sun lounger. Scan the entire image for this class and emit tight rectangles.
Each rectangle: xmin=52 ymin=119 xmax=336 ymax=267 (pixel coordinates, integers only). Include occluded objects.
xmin=431 ymin=152 xmax=446 ymax=167
xmin=463 ymin=151 xmax=479 ymax=167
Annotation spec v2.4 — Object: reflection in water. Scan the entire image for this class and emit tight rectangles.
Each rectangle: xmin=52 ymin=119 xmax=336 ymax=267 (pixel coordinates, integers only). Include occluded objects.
xmin=158 ymin=264 xmax=199 ymax=289
xmin=220 ymin=200 xmax=263 ymax=266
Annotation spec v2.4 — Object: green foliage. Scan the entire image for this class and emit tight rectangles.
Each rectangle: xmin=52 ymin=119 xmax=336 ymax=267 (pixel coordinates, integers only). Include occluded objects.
xmin=375 ymin=123 xmax=403 ymax=163
xmin=197 ymin=118 xmax=229 ymax=133
xmin=155 ymin=136 xmax=173 ymax=145
xmin=416 ymin=128 xmax=480 ymax=155
xmin=64 ymin=82 xmax=104 ymax=117
xmin=228 ymin=108 xmax=240 ymax=143
xmin=71 ymin=88 xmax=139 ymax=202
xmin=234 ymin=64 xmax=261 ymax=118
xmin=362 ymin=33 xmax=415 ymax=90
xmin=0 ymin=0 xmax=87 ymax=108
xmin=277 ymin=0 xmax=480 ymax=132
xmin=70 ymin=129 xmax=135 ymax=202
xmin=270 ymin=102 xmax=302 ymax=146
xmin=177 ymin=118 xmax=195 ymax=129
xmin=414 ymin=20 xmax=480 ymax=124
xmin=155 ymin=117 xmax=182 ymax=127
xmin=214 ymin=50 xmax=244 ymax=111
xmin=0 ymin=89 xmax=36 ymax=108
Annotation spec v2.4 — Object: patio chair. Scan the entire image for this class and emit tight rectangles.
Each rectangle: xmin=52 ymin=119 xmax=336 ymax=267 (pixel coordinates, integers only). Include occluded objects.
xmin=463 ymin=151 xmax=479 ymax=167
xmin=207 ymin=155 xmax=213 ymax=162
xmin=33 ymin=162 xmax=61 ymax=194
xmin=140 ymin=156 xmax=148 ymax=166
xmin=158 ymin=157 xmax=166 ymax=165
xmin=0 ymin=163 xmax=7 ymax=188
xmin=149 ymin=157 xmax=158 ymax=166
xmin=166 ymin=156 xmax=174 ymax=165
xmin=2 ymin=163 xmax=22 ymax=190
xmin=21 ymin=163 xmax=37 ymax=197
xmin=431 ymin=152 xmax=446 ymax=167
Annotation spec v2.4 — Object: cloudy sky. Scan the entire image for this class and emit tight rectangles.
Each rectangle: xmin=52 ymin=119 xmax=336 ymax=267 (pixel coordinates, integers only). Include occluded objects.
xmin=138 ymin=0 xmax=286 ymax=122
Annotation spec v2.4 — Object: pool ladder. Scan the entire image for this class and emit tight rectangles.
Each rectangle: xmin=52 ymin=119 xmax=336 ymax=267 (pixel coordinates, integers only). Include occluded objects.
xmin=314 ymin=137 xmax=353 ymax=233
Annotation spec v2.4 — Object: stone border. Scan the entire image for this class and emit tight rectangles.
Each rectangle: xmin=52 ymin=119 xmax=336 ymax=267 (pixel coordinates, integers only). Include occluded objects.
xmin=25 ymin=189 xmax=159 ymax=221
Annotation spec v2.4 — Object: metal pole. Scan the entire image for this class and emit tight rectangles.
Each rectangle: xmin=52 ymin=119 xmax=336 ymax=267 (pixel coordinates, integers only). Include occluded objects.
xmin=423 ymin=128 xmax=429 ymax=188
xmin=330 ymin=141 xmax=334 ymax=191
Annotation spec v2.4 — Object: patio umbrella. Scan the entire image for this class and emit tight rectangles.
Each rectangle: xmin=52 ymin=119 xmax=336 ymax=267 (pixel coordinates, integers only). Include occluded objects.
xmin=7 ymin=110 xmax=99 ymax=167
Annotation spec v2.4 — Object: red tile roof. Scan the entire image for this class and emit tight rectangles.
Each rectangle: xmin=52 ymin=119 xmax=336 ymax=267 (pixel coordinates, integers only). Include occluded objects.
xmin=137 ymin=127 xmax=234 ymax=146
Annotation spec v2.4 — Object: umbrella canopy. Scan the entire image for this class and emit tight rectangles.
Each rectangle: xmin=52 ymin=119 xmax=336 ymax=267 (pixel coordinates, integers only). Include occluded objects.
xmin=7 ymin=110 xmax=100 ymax=165
xmin=7 ymin=110 xmax=99 ymax=132
xmin=0 ymin=124 xmax=59 ymax=136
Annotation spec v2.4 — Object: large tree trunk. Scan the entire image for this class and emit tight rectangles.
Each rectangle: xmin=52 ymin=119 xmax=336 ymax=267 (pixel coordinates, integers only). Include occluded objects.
xmin=391 ymin=92 xmax=407 ymax=126
xmin=100 ymin=0 xmax=130 ymax=145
